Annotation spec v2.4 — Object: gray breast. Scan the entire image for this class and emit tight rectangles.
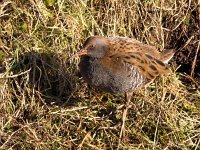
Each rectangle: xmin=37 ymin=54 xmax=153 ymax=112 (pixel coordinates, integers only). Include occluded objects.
xmin=79 ymin=56 xmax=146 ymax=94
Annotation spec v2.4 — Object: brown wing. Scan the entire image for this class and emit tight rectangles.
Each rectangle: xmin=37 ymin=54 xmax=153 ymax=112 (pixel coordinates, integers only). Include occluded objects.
xmin=108 ymin=37 xmax=161 ymax=57
xmin=106 ymin=37 xmax=172 ymax=81
xmin=109 ymin=52 xmax=170 ymax=81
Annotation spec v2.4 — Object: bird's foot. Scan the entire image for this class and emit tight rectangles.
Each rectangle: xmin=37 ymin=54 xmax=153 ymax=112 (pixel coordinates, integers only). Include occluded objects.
xmin=118 ymin=103 xmax=132 ymax=144
xmin=116 ymin=104 xmax=132 ymax=110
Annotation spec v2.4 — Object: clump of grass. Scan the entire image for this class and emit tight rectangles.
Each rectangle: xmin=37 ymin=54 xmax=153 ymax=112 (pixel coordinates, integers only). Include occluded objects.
xmin=0 ymin=0 xmax=199 ymax=149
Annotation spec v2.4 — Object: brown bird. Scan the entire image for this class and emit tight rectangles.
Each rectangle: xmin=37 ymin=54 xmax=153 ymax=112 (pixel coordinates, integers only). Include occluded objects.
xmin=72 ymin=36 xmax=174 ymax=139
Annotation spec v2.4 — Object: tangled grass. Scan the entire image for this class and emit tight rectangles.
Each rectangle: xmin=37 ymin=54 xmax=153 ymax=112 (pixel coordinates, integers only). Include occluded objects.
xmin=0 ymin=0 xmax=199 ymax=149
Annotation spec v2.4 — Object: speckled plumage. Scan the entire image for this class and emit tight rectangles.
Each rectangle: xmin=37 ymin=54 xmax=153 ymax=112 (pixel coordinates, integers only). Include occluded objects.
xmin=78 ymin=36 xmax=174 ymax=94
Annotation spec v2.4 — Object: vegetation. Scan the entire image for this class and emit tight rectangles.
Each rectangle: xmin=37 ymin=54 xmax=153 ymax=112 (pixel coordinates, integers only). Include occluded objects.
xmin=0 ymin=0 xmax=199 ymax=149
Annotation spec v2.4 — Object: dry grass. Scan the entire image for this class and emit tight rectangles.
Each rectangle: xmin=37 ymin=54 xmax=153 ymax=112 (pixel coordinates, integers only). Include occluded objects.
xmin=0 ymin=0 xmax=200 ymax=149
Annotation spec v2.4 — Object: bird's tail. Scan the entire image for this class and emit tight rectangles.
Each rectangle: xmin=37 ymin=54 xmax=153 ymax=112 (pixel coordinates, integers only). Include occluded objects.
xmin=160 ymin=49 xmax=175 ymax=64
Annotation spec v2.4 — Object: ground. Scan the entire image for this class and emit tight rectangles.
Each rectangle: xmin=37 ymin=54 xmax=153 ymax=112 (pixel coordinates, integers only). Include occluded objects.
xmin=0 ymin=0 xmax=199 ymax=149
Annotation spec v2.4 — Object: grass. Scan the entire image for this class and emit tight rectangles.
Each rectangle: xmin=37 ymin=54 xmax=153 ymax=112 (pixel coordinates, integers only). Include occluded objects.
xmin=0 ymin=0 xmax=200 ymax=149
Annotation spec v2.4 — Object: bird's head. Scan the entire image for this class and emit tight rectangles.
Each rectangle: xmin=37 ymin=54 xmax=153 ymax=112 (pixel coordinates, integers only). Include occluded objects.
xmin=73 ymin=36 xmax=109 ymax=58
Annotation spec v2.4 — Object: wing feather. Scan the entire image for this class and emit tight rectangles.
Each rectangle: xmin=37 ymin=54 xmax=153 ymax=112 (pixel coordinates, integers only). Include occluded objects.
xmin=109 ymin=52 xmax=170 ymax=81
xmin=106 ymin=37 xmax=172 ymax=81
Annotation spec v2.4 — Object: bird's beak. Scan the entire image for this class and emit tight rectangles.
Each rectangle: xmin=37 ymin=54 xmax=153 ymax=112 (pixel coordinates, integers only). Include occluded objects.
xmin=70 ymin=49 xmax=88 ymax=59
xmin=76 ymin=49 xmax=88 ymax=56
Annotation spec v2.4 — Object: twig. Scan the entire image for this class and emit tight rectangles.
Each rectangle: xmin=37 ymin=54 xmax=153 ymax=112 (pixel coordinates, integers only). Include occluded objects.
xmin=153 ymin=110 xmax=161 ymax=150
xmin=191 ymin=41 xmax=200 ymax=77
xmin=180 ymin=73 xmax=199 ymax=89
xmin=77 ymin=132 xmax=92 ymax=149
xmin=0 ymin=69 xmax=31 ymax=79
xmin=177 ymin=36 xmax=194 ymax=52
xmin=50 ymin=106 xmax=88 ymax=114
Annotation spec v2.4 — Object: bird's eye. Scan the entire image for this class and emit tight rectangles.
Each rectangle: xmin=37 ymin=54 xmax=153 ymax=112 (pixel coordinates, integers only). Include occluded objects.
xmin=90 ymin=44 xmax=94 ymax=48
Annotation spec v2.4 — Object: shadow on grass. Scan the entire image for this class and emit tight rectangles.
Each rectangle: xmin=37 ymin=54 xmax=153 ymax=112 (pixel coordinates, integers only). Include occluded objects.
xmin=10 ymin=51 xmax=82 ymax=106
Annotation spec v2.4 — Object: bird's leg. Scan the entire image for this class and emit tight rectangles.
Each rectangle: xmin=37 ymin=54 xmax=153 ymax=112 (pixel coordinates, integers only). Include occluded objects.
xmin=119 ymin=91 xmax=133 ymax=140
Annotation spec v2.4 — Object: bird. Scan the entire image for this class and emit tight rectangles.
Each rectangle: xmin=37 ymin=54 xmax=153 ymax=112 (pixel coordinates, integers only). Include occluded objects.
xmin=72 ymin=36 xmax=174 ymax=139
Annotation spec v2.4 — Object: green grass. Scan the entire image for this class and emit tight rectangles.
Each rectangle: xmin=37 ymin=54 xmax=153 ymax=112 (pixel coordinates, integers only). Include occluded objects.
xmin=0 ymin=0 xmax=199 ymax=149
